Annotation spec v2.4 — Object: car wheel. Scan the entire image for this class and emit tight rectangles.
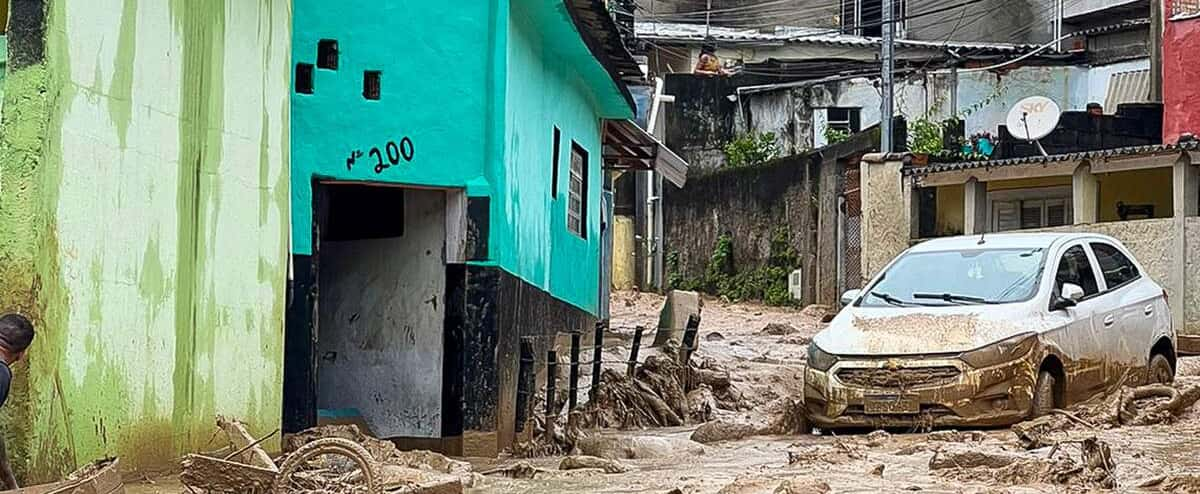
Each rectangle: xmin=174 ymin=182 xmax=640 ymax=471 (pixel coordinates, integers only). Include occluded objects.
xmin=1149 ymin=354 xmax=1174 ymax=385
xmin=1030 ymin=370 xmax=1057 ymax=418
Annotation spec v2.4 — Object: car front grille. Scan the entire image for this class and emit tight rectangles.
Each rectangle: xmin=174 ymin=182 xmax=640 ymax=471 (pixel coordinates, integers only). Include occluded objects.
xmin=836 ymin=366 xmax=961 ymax=389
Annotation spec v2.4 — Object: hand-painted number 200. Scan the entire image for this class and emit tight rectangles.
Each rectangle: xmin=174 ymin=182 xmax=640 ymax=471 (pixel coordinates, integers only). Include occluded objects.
xmin=369 ymin=137 xmax=415 ymax=174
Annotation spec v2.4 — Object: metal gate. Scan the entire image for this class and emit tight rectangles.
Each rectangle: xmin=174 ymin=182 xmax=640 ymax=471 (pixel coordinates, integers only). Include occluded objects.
xmin=837 ymin=162 xmax=864 ymax=301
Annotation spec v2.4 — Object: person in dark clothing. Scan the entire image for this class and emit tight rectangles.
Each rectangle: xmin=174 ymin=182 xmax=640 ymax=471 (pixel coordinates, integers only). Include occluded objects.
xmin=0 ymin=314 xmax=35 ymax=490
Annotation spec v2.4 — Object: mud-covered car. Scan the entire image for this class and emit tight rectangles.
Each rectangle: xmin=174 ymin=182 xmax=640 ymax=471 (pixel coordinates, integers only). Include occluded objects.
xmin=803 ymin=233 xmax=1175 ymax=429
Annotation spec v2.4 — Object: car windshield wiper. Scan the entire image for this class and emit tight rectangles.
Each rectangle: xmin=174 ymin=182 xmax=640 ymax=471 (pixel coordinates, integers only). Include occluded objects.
xmin=912 ymin=292 xmax=997 ymax=305
xmin=869 ymin=291 xmax=916 ymax=307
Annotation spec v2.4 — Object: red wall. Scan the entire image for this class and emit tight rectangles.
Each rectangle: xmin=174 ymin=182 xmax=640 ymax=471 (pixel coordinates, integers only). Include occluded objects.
xmin=1164 ymin=0 xmax=1200 ymax=143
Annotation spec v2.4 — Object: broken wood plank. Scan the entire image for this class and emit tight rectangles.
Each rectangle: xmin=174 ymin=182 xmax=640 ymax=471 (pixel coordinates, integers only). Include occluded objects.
xmin=216 ymin=416 xmax=278 ymax=472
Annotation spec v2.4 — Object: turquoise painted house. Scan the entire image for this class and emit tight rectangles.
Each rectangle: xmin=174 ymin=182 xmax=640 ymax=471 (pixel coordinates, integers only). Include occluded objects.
xmin=287 ymin=0 xmax=656 ymax=455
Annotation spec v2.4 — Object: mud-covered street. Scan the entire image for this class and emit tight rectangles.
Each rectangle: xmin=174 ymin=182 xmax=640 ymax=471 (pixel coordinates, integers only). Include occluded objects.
xmin=115 ymin=291 xmax=1200 ymax=493
xmin=460 ymin=292 xmax=1200 ymax=494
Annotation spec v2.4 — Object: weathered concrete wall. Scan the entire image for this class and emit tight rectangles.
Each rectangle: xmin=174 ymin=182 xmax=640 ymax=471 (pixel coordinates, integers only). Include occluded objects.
xmin=859 ymin=155 xmax=911 ymax=283
xmin=0 ymin=0 xmax=291 ymax=481
xmin=663 ymin=131 xmax=875 ymax=305
xmin=1163 ymin=5 xmax=1200 ymax=143
xmin=1186 ymin=218 xmax=1200 ymax=339
xmin=663 ymin=153 xmax=820 ymax=301
xmin=317 ymin=189 xmax=447 ymax=439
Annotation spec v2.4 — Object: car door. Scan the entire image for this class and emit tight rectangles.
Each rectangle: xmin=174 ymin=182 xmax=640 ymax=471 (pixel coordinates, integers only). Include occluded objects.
xmin=1088 ymin=241 xmax=1159 ymax=372
xmin=1047 ymin=242 xmax=1108 ymax=398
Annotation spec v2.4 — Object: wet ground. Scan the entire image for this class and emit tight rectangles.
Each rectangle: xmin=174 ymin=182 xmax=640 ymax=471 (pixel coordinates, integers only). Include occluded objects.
xmin=123 ymin=291 xmax=1200 ymax=493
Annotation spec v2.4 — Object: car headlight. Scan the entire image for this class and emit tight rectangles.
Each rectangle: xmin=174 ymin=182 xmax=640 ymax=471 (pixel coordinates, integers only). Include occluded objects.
xmin=807 ymin=342 xmax=839 ymax=371
xmin=959 ymin=333 xmax=1038 ymax=369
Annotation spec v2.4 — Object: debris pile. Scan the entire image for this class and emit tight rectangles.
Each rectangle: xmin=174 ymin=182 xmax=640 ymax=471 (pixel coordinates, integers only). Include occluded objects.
xmin=1014 ymin=382 xmax=1200 ymax=449
xmin=929 ymin=437 xmax=1115 ymax=489
xmin=785 ymin=438 xmax=865 ymax=466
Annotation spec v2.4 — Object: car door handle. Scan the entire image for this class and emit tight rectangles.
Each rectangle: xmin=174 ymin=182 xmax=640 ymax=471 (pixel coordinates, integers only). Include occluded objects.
xmin=1103 ymin=315 xmax=1116 ymax=327
xmin=1145 ymin=305 xmax=1155 ymax=316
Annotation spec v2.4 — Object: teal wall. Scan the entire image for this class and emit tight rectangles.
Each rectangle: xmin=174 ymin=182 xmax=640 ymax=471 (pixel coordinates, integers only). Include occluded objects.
xmin=292 ymin=0 xmax=632 ymax=316
xmin=290 ymin=1 xmax=492 ymax=251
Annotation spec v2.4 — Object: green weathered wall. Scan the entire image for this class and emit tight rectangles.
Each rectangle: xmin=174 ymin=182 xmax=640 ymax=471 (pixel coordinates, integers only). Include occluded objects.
xmin=0 ymin=0 xmax=291 ymax=481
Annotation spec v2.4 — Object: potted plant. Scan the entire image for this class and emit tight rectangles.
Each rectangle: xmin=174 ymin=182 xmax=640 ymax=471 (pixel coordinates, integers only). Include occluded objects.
xmin=908 ymin=118 xmax=942 ymax=166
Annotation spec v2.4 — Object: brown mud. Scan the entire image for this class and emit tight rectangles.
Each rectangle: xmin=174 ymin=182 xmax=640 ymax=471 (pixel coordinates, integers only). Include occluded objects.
xmin=122 ymin=292 xmax=1200 ymax=494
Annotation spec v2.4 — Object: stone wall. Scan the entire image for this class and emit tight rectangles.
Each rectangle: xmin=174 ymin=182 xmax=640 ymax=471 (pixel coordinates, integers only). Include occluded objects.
xmin=662 ymin=130 xmax=876 ymax=305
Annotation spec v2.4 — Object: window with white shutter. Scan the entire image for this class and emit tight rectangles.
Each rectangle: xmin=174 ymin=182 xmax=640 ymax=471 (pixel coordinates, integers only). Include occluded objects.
xmin=989 ymin=187 xmax=1072 ymax=232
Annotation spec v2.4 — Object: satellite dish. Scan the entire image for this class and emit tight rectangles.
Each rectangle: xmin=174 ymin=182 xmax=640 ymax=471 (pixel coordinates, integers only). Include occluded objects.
xmin=1006 ymin=96 xmax=1061 ymax=141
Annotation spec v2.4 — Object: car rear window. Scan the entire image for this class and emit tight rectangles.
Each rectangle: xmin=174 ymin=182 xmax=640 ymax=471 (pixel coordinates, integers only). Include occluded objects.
xmin=1090 ymin=242 xmax=1140 ymax=290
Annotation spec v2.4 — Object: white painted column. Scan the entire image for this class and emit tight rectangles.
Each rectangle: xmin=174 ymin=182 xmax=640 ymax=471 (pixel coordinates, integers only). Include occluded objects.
xmin=1175 ymin=154 xmax=1200 ymax=218
xmin=1072 ymin=162 xmax=1099 ymax=225
xmin=1173 ymin=154 xmax=1197 ymax=349
xmin=964 ymin=178 xmax=988 ymax=235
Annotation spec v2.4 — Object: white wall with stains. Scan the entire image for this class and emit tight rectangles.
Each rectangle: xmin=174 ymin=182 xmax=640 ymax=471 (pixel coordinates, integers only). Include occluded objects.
xmin=316 ymin=189 xmax=448 ymax=438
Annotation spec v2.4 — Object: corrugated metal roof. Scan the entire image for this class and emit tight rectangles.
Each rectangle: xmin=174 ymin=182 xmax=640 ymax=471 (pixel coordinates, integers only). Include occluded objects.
xmin=904 ymin=141 xmax=1200 ymax=176
xmin=1105 ymin=69 xmax=1151 ymax=110
xmin=633 ymin=21 xmax=1039 ymax=53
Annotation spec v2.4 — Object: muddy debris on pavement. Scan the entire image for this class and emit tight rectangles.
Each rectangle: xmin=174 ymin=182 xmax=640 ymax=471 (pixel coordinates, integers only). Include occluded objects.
xmin=558 ymin=455 xmax=629 ymax=473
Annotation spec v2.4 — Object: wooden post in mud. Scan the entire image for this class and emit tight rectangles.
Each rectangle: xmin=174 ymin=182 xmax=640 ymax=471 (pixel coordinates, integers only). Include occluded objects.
xmin=591 ymin=321 xmax=605 ymax=400
xmin=681 ymin=314 xmax=701 ymax=364
xmin=569 ymin=332 xmax=581 ymax=410
xmin=516 ymin=338 xmax=535 ymax=433
xmin=546 ymin=350 xmax=558 ymax=437
xmin=628 ymin=326 xmax=644 ymax=377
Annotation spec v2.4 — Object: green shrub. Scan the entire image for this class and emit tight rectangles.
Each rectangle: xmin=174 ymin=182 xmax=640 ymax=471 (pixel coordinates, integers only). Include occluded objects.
xmin=908 ymin=118 xmax=943 ymax=155
xmin=723 ymin=132 xmax=779 ymax=169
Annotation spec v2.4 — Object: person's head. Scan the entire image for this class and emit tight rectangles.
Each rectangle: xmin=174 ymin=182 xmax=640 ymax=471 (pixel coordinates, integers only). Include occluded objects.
xmin=0 ymin=314 xmax=35 ymax=365
xmin=1087 ymin=102 xmax=1103 ymax=116
xmin=701 ymin=44 xmax=716 ymax=56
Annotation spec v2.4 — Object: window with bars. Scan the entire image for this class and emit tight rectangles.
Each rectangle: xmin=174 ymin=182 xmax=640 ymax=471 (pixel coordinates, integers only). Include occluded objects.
xmin=1171 ymin=0 xmax=1200 ymax=19
xmin=568 ymin=143 xmax=588 ymax=238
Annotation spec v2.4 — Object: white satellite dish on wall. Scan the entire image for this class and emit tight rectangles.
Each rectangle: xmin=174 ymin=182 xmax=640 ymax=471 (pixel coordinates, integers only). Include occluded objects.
xmin=1006 ymin=96 xmax=1061 ymax=156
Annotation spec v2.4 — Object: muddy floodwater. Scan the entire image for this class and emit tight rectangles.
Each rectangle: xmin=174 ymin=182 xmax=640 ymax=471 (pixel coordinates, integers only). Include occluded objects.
xmin=126 ymin=292 xmax=1200 ymax=493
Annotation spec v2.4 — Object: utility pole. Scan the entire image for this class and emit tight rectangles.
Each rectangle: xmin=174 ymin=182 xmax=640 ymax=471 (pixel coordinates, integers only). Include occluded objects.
xmin=881 ymin=0 xmax=895 ymax=153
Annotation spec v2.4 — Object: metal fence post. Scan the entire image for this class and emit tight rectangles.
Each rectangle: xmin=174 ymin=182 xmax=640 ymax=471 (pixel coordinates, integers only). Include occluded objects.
xmin=569 ymin=332 xmax=581 ymax=411
xmin=591 ymin=321 xmax=605 ymax=400
xmin=545 ymin=350 xmax=557 ymax=436
xmin=628 ymin=326 xmax=644 ymax=377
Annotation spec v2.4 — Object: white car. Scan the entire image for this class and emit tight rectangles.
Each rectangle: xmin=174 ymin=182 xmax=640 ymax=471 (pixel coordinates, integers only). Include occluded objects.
xmin=803 ymin=232 xmax=1175 ymax=429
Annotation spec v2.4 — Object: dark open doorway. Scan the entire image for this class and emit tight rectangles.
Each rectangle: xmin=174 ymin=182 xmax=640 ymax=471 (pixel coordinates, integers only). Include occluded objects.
xmin=284 ymin=182 xmax=464 ymax=453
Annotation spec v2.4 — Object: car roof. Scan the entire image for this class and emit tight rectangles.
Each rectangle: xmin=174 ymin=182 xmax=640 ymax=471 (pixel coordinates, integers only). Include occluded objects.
xmin=907 ymin=232 xmax=1116 ymax=253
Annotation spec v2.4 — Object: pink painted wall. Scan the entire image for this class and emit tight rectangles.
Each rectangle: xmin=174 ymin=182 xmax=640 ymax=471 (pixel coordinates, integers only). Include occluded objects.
xmin=1164 ymin=0 xmax=1200 ymax=143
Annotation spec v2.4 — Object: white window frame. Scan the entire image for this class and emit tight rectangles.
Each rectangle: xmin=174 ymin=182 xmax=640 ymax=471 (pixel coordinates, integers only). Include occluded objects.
xmin=567 ymin=143 xmax=587 ymax=238
xmin=986 ymin=186 xmax=1073 ymax=232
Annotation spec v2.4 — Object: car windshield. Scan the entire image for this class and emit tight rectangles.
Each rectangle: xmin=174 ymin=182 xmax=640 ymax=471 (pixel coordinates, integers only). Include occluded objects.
xmin=861 ymin=248 xmax=1046 ymax=307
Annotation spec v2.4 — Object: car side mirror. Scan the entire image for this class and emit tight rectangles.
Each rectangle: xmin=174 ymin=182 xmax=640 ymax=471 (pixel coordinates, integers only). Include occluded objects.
xmin=840 ymin=289 xmax=862 ymax=307
xmin=1052 ymin=283 xmax=1084 ymax=311
xmin=1062 ymin=283 xmax=1085 ymax=302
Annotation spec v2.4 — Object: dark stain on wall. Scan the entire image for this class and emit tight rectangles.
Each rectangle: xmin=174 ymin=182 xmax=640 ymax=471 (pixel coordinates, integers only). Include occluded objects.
xmin=466 ymin=197 xmax=490 ymax=261
xmin=456 ymin=265 xmax=594 ymax=454
xmin=7 ymin=0 xmax=46 ymax=69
